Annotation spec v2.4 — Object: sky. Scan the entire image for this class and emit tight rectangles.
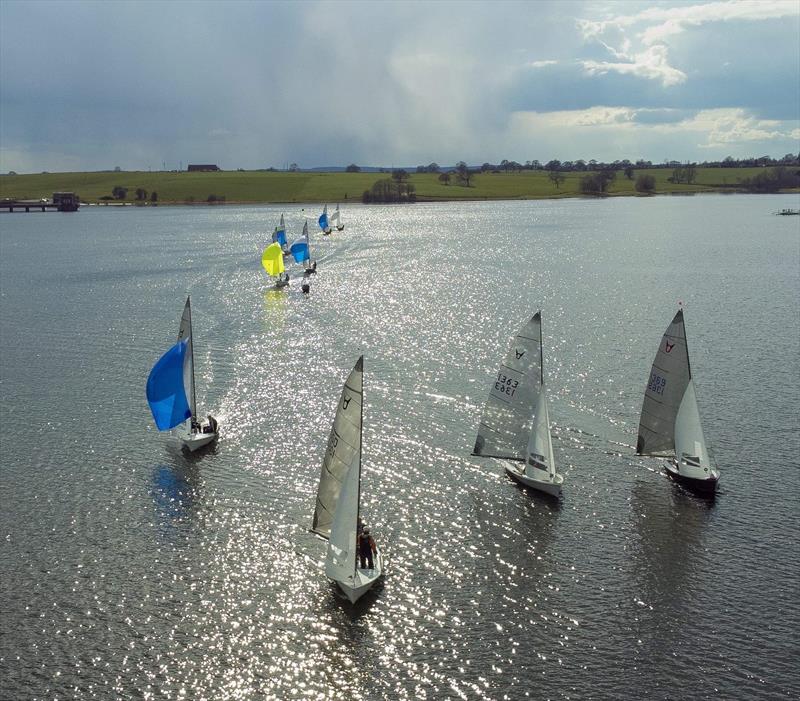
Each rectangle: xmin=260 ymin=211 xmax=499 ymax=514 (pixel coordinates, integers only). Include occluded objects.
xmin=1 ymin=0 xmax=799 ymax=173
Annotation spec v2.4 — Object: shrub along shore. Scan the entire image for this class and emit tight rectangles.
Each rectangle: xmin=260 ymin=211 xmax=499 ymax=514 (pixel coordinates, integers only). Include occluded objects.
xmin=1 ymin=167 xmax=797 ymax=205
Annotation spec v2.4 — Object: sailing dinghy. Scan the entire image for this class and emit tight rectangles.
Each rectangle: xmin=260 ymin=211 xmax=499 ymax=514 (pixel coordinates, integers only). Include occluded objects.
xmin=331 ymin=203 xmax=345 ymax=231
xmin=318 ymin=205 xmax=332 ymax=235
xmin=262 ymin=241 xmax=289 ymax=288
xmin=311 ymin=357 xmax=383 ymax=603
xmin=273 ymin=213 xmax=290 ymax=255
xmin=636 ymin=308 xmax=719 ymax=495
xmin=472 ymin=312 xmax=563 ymax=497
xmin=290 ymin=221 xmax=316 ymax=276
xmin=147 ymin=296 xmax=218 ymax=451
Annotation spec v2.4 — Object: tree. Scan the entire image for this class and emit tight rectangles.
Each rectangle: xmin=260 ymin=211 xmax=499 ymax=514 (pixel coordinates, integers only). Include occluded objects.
xmin=544 ymin=159 xmax=561 ymax=172
xmin=427 ymin=162 xmax=440 ymax=173
xmin=548 ymin=170 xmax=565 ymax=189
xmin=346 ymin=163 xmax=360 ymax=172
xmin=438 ymin=172 xmax=451 ymax=185
xmin=150 ymin=191 xmax=158 ymax=203
xmin=635 ymin=174 xmax=656 ymax=193
xmin=624 ymin=165 xmax=634 ymax=180
xmin=289 ymin=163 xmax=299 ymax=172
xmin=135 ymin=187 xmax=148 ymax=201
xmin=456 ymin=161 xmax=471 ymax=186
xmin=112 ymin=186 xmax=128 ymax=200
xmin=392 ymin=169 xmax=409 ymax=182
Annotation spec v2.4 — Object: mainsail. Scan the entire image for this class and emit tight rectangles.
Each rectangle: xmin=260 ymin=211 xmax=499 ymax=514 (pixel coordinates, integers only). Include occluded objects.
xmin=146 ymin=339 xmax=191 ymax=430
xmin=473 ymin=314 xmax=542 ymax=460
xmin=311 ymin=357 xmax=363 ymax=539
xmin=636 ymin=310 xmax=691 ymax=456
xmin=177 ymin=296 xmax=197 ymax=423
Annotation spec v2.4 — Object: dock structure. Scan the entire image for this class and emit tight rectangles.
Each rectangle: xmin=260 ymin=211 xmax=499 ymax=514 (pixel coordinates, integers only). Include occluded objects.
xmin=1 ymin=192 xmax=80 ymax=212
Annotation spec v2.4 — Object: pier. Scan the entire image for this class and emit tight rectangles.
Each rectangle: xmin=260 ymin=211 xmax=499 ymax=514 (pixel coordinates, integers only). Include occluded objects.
xmin=1 ymin=192 xmax=80 ymax=212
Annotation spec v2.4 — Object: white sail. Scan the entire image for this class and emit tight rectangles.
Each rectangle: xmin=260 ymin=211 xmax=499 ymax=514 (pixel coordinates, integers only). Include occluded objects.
xmin=674 ymin=379 xmax=713 ymax=475
xmin=176 ymin=297 xmax=196 ymax=423
xmin=330 ymin=206 xmax=340 ymax=226
xmin=325 ymin=458 xmax=360 ymax=582
xmin=637 ymin=310 xmax=690 ymax=456
xmin=311 ymin=357 xmax=363 ymax=539
xmin=473 ymin=314 xmax=542 ymax=460
xmin=525 ymin=386 xmax=555 ymax=479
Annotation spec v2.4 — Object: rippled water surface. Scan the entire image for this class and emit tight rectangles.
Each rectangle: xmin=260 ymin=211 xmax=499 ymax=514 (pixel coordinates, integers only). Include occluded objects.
xmin=2 ymin=195 xmax=799 ymax=699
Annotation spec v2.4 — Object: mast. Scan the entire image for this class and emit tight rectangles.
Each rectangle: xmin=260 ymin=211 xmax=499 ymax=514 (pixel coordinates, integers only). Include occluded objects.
xmin=538 ymin=310 xmax=544 ymax=386
xmin=355 ymin=355 xmax=364 ymax=579
xmin=679 ymin=309 xmax=692 ymax=379
xmin=188 ymin=297 xmax=197 ymax=420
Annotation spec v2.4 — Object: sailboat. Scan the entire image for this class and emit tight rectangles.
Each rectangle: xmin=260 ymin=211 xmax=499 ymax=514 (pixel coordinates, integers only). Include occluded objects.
xmin=636 ymin=308 xmax=719 ymax=495
xmin=146 ymin=296 xmax=218 ymax=452
xmin=311 ymin=357 xmax=383 ymax=603
xmin=273 ymin=213 xmax=290 ymax=255
xmin=472 ymin=312 xmax=563 ymax=497
xmin=262 ymin=241 xmax=289 ymax=288
xmin=318 ymin=205 xmax=332 ymax=235
xmin=331 ymin=203 xmax=345 ymax=231
xmin=290 ymin=221 xmax=316 ymax=276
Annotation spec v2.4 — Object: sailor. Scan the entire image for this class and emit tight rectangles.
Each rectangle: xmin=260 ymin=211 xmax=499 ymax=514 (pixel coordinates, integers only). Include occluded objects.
xmin=206 ymin=414 xmax=218 ymax=434
xmin=358 ymin=528 xmax=376 ymax=569
xmin=301 ymin=279 xmax=310 ymax=294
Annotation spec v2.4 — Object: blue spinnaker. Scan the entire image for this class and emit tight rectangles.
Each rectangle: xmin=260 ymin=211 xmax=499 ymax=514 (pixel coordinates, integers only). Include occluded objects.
xmin=147 ymin=339 xmax=192 ymax=431
xmin=318 ymin=212 xmax=329 ymax=231
xmin=273 ymin=228 xmax=287 ymax=247
xmin=290 ymin=238 xmax=310 ymax=263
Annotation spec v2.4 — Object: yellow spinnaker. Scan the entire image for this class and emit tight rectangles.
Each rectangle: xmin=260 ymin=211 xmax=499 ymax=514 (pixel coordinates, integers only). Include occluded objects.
xmin=261 ymin=242 xmax=285 ymax=276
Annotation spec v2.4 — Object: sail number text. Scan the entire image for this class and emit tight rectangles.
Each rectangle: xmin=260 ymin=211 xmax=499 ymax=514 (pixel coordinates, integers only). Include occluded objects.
xmin=648 ymin=372 xmax=666 ymax=395
xmin=495 ymin=373 xmax=519 ymax=397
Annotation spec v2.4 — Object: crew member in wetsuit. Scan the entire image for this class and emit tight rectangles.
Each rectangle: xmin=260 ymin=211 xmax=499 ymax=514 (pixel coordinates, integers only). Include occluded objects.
xmin=358 ymin=528 xmax=376 ymax=569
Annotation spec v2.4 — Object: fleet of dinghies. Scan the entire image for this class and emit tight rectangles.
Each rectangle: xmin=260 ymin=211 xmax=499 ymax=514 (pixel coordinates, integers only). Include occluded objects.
xmin=146 ymin=213 xmax=721 ymax=604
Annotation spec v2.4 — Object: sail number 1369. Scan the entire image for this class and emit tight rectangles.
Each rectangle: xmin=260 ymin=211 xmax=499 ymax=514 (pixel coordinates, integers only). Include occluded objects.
xmin=495 ymin=373 xmax=519 ymax=397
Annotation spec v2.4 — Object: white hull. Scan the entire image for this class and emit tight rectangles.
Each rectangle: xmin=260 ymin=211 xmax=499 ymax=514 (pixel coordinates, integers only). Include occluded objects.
xmin=505 ymin=463 xmax=563 ymax=497
xmin=333 ymin=549 xmax=383 ymax=604
xmin=180 ymin=430 xmax=217 ymax=452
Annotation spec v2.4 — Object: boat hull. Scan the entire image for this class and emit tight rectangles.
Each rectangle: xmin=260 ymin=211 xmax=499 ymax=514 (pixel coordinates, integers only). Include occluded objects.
xmin=179 ymin=429 xmax=217 ymax=452
xmin=664 ymin=460 xmax=718 ymax=496
xmin=505 ymin=463 xmax=563 ymax=497
xmin=334 ymin=549 xmax=383 ymax=604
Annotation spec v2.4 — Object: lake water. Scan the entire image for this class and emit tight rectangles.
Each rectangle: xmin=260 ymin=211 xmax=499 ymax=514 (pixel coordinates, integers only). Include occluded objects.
xmin=1 ymin=195 xmax=799 ymax=700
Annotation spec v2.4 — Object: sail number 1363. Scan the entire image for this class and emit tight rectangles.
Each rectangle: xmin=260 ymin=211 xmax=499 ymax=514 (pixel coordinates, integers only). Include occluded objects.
xmin=648 ymin=372 xmax=666 ymax=395
xmin=495 ymin=373 xmax=519 ymax=397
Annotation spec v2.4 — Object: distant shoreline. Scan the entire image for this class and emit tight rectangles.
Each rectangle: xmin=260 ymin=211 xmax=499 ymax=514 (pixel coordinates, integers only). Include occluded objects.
xmin=2 ymin=167 xmax=799 ymax=206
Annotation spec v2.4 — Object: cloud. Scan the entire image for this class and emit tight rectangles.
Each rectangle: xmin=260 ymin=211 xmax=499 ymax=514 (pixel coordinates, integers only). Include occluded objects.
xmin=582 ymin=44 xmax=687 ymax=87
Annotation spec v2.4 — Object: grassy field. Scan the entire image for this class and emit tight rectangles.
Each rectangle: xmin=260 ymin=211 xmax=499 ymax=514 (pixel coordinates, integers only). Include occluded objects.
xmin=0 ymin=167 xmax=790 ymax=205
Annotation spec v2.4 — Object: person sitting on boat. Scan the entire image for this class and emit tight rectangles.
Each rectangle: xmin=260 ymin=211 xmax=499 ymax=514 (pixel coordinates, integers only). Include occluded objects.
xmin=304 ymin=261 xmax=317 ymax=276
xmin=358 ymin=528 xmax=376 ymax=569
xmin=203 ymin=414 xmax=218 ymax=434
xmin=357 ymin=518 xmax=364 ymax=535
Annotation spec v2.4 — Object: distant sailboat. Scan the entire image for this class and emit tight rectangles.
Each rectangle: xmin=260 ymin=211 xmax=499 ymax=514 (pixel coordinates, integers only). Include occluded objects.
xmin=273 ymin=213 xmax=290 ymax=255
xmin=311 ymin=357 xmax=383 ymax=603
xmin=147 ymin=296 xmax=218 ymax=451
xmin=472 ymin=312 xmax=563 ymax=497
xmin=636 ymin=308 xmax=719 ymax=495
xmin=262 ymin=241 xmax=289 ymax=288
xmin=319 ymin=205 xmax=332 ymax=235
xmin=331 ymin=203 xmax=345 ymax=231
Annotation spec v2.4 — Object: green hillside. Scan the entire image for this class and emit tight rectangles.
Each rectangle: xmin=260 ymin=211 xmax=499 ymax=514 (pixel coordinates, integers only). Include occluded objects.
xmin=0 ymin=167 xmax=790 ymax=205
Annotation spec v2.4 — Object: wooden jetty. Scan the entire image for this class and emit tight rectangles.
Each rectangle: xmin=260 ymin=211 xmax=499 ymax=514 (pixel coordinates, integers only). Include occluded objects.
xmin=1 ymin=192 xmax=80 ymax=212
